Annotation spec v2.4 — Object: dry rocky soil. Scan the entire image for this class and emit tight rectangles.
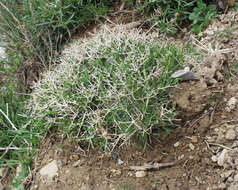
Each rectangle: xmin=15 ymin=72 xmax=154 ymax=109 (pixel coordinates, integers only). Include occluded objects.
xmin=14 ymin=9 xmax=238 ymax=190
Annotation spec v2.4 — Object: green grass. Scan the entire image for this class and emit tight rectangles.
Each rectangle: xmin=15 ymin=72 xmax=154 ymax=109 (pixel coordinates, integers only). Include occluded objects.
xmin=0 ymin=84 xmax=36 ymax=188
xmin=28 ymin=28 xmax=191 ymax=150
xmin=126 ymin=0 xmax=217 ymax=35
xmin=0 ymin=0 xmax=113 ymax=71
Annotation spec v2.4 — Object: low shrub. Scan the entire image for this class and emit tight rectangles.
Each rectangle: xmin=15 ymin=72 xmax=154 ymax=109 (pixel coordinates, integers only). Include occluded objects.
xmin=28 ymin=27 xmax=188 ymax=150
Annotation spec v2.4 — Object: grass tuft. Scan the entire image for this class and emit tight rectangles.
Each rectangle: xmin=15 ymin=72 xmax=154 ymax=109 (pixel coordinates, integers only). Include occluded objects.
xmin=0 ymin=0 xmax=113 ymax=80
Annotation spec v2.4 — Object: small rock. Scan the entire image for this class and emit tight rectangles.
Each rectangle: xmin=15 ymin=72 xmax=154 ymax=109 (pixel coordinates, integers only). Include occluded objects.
xmin=226 ymin=97 xmax=237 ymax=112
xmin=225 ymin=129 xmax=236 ymax=140
xmin=217 ymin=149 xmax=228 ymax=166
xmin=135 ymin=171 xmax=146 ymax=178
xmin=189 ymin=155 xmax=194 ymax=159
xmin=211 ymin=155 xmax=218 ymax=162
xmin=174 ymin=142 xmax=180 ymax=147
xmin=178 ymin=154 xmax=184 ymax=160
xmin=117 ymin=158 xmax=124 ymax=165
xmin=128 ymin=172 xmax=133 ymax=177
xmin=191 ymin=136 xmax=198 ymax=143
xmin=189 ymin=143 xmax=195 ymax=151
xmin=39 ymin=160 xmax=59 ymax=183
xmin=73 ymin=160 xmax=82 ymax=167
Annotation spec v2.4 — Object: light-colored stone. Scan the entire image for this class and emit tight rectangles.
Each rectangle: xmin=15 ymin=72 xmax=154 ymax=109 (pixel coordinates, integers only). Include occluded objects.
xmin=189 ymin=143 xmax=195 ymax=150
xmin=211 ymin=155 xmax=218 ymax=162
xmin=73 ymin=160 xmax=82 ymax=167
xmin=191 ymin=136 xmax=198 ymax=143
xmin=174 ymin=142 xmax=180 ymax=147
xmin=217 ymin=149 xmax=228 ymax=166
xmin=39 ymin=160 xmax=59 ymax=183
xmin=135 ymin=171 xmax=146 ymax=178
xmin=225 ymin=129 xmax=236 ymax=140
xmin=117 ymin=158 xmax=124 ymax=165
xmin=226 ymin=97 xmax=237 ymax=112
xmin=178 ymin=154 xmax=184 ymax=160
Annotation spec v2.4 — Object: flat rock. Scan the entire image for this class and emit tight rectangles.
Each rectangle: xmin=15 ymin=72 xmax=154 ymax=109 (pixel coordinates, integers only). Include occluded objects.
xmin=39 ymin=160 xmax=59 ymax=183
xmin=135 ymin=171 xmax=146 ymax=178
xmin=226 ymin=97 xmax=237 ymax=112
xmin=189 ymin=143 xmax=195 ymax=150
xmin=174 ymin=142 xmax=180 ymax=147
xmin=217 ymin=149 xmax=228 ymax=166
xmin=211 ymin=155 xmax=218 ymax=162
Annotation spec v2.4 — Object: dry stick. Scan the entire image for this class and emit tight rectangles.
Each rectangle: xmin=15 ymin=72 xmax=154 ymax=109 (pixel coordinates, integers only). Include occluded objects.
xmin=129 ymin=162 xmax=175 ymax=171
xmin=185 ymin=111 xmax=210 ymax=128
xmin=204 ymin=140 xmax=216 ymax=154
xmin=208 ymin=142 xmax=233 ymax=151
xmin=217 ymin=120 xmax=238 ymax=126
xmin=0 ymin=107 xmax=31 ymax=147
xmin=0 ymin=108 xmax=17 ymax=131
xmin=0 ymin=147 xmax=30 ymax=151
xmin=209 ymin=101 xmax=220 ymax=125
xmin=0 ymin=136 xmax=17 ymax=159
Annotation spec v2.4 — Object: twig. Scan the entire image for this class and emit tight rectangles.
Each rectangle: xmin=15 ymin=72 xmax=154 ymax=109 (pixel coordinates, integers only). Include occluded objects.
xmin=0 ymin=108 xmax=17 ymax=130
xmin=0 ymin=147 xmax=30 ymax=151
xmin=185 ymin=111 xmax=210 ymax=128
xmin=217 ymin=120 xmax=238 ymax=126
xmin=129 ymin=162 xmax=175 ymax=171
xmin=204 ymin=140 xmax=216 ymax=154
xmin=208 ymin=142 xmax=233 ymax=151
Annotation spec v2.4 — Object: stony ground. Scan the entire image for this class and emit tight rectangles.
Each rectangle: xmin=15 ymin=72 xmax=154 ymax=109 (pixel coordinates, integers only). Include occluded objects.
xmin=16 ymin=9 xmax=238 ymax=190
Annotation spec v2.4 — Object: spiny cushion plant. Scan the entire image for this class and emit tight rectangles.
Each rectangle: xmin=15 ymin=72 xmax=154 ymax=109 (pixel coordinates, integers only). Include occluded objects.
xmin=28 ymin=26 xmax=188 ymax=150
